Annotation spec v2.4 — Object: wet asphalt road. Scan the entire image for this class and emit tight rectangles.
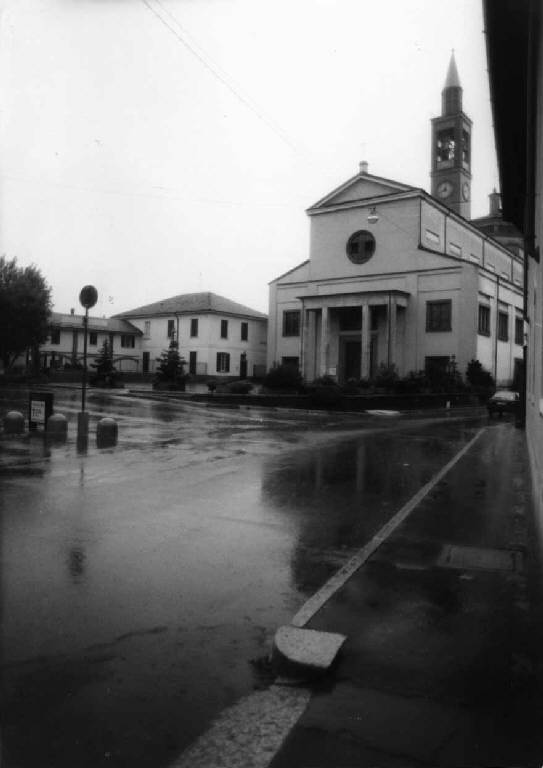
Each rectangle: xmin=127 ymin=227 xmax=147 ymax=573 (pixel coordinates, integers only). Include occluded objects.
xmin=0 ymin=389 xmax=488 ymax=768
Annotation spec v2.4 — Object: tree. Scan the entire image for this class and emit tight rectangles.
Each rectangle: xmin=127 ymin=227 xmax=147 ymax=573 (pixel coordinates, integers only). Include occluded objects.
xmin=154 ymin=339 xmax=186 ymax=389
xmin=0 ymin=256 xmax=52 ymax=370
xmin=90 ymin=339 xmax=117 ymax=385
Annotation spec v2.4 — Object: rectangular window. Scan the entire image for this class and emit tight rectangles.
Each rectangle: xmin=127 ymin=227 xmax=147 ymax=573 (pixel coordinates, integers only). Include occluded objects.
xmin=515 ymin=317 xmax=524 ymax=346
xmin=89 ymin=332 xmax=98 ymax=346
xmin=282 ymin=310 xmax=301 ymax=337
xmin=478 ymin=305 xmax=491 ymax=336
xmin=50 ymin=328 xmax=61 ymax=345
xmin=220 ymin=319 xmax=228 ymax=339
xmin=190 ymin=318 xmax=198 ymax=337
xmin=121 ymin=335 xmax=135 ymax=348
xmin=448 ymin=242 xmax=462 ymax=257
xmin=281 ymin=356 xmax=299 ymax=369
xmin=426 ymin=300 xmax=452 ymax=332
xmin=425 ymin=229 xmax=440 ymax=245
xmin=436 ymin=128 xmax=455 ymax=164
xmin=216 ymin=352 xmax=230 ymax=373
xmin=167 ymin=319 xmax=175 ymax=338
xmin=498 ymin=311 xmax=509 ymax=341
xmin=241 ymin=321 xmax=248 ymax=341
xmin=144 ymin=320 xmax=151 ymax=337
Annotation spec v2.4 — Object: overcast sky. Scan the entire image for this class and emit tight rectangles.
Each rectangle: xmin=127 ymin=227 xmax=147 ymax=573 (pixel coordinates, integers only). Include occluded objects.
xmin=0 ymin=0 xmax=498 ymax=316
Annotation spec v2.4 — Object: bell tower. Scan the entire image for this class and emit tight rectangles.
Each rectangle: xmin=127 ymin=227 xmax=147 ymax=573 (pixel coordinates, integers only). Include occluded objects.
xmin=430 ymin=52 xmax=472 ymax=218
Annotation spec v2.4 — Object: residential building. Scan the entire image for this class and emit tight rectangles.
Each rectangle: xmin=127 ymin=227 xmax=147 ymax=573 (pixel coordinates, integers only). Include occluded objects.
xmin=39 ymin=310 xmax=143 ymax=372
xmin=482 ymin=0 xmax=542 ymax=516
xmin=268 ymin=55 xmax=524 ymax=386
xmin=114 ymin=291 xmax=267 ymax=378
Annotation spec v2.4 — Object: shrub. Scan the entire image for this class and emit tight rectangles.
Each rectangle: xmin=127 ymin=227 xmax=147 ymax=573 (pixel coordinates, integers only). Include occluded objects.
xmin=221 ymin=380 xmax=254 ymax=394
xmin=395 ymin=370 xmax=429 ymax=394
xmin=342 ymin=377 xmax=361 ymax=394
xmin=465 ymin=358 xmax=495 ymax=402
xmin=309 ymin=384 xmax=343 ymax=408
xmin=373 ymin=363 xmax=399 ymax=391
xmin=312 ymin=375 xmax=337 ymax=386
xmin=262 ymin=363 xmax=303 ymax=391
xmin=466 ymin=359 xmax=495 ymax=389
xmin=306 ymin=375 xmax=343 ymax=407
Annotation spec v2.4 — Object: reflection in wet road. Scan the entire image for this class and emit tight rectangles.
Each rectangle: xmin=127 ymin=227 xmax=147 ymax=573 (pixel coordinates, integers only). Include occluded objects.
xmin=0 ymin=389 xmax=485 ymax=768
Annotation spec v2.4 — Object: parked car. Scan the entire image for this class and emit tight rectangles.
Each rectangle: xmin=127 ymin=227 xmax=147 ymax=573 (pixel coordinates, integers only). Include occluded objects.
xmin=487 ymin=390 xmax=520 ymax=417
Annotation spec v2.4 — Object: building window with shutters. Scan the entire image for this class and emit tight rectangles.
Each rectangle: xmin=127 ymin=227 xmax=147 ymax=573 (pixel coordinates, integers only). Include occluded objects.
xmin=167 ymin=319 xmax=175 ymax=338
xmin=89 ymin=332 xmax=98 ymax=346
xmin=121 ymin=335 xmax=135 ymax=348
xmin=190 ymin=318 xmax=198 ymax=337
xmin=426 ymin=300 xmax=452 ymax=332
xmin=144 ymin=320 xmax=151 ymax=338
xmin=241 ymin=321 xmax=248 ymax=341
xmin=216 ymin=352 xmax=230 ymax=373
xmin=282 ymin=310 xmax=301 ymax=337
xmin=50 ymin=328 xmax=61 ymax=345
xmin=498 ymin=311 xmax=509 ymax=341
xmin=220 ymin=319 xmax=228 ymax=339
xmin=478 ymin=305 xmax=491 ymax=336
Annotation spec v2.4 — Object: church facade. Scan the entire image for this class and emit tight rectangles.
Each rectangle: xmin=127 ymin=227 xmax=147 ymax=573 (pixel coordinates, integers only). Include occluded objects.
xmin=267 ymin=55 xmax=524 ymax=387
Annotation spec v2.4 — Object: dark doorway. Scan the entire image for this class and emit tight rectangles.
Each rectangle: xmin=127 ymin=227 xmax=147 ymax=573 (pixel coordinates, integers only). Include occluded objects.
xmin=189 ymin=351 xmax=197 ymax=375
xmin=240 ymin=353 xmax=247 ymax=379
xmin=142 ymin=351 xmax=150 ymax=373
xmin=343 ymin=340 xmax=361 ymax=382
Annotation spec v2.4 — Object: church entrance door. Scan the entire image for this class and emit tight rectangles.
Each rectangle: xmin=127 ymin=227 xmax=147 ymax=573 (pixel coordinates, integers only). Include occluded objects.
xmin=341 ymin=339 xmax=361 ymax=383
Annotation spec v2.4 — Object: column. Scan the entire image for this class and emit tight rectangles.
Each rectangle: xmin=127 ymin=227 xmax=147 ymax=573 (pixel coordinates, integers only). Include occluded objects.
xmin=361 ymin=302 xmax=370 ymax=379
xmin=301 ymin=307 xmax=310 ymax=379
xmin=319 ymin=306 xmax=329 ymax=377
xmin=389 ymin=298 xmax=398 ymax=368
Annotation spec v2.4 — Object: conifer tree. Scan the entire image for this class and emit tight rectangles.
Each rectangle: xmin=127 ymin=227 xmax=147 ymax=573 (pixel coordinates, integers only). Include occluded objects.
xmin=93 ymin=339 xmax=115 ymax=376
xmin=155 ymin=338 xmax=186 ymax=387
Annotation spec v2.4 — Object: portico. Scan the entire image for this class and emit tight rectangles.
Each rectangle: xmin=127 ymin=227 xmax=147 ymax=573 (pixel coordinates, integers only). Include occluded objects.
xmin=300 ymin=290 xmax=409 ymax=383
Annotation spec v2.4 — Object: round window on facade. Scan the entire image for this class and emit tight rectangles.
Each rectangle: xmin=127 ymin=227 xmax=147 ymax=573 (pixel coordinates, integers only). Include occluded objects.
xmin=346 ymin=230 xmax=376 ymax=264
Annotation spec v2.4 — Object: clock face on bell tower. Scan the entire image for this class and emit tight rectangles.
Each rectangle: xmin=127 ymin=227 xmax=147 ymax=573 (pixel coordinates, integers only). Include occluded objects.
xmin=430 ymin=52 xmax=472 ymax=219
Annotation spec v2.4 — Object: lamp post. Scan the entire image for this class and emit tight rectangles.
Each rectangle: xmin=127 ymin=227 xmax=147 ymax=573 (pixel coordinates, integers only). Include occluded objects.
xmin=78 ymin=285 xmax=98 ymax=439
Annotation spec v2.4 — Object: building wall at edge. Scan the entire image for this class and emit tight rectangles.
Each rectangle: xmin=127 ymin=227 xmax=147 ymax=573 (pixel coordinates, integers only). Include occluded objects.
xmin=526 ymin=7 xmax=543 ymax=526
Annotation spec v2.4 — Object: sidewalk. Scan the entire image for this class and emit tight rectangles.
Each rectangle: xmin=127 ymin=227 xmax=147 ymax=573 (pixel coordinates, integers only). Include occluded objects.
xmin=269 ymin=422 xmax=543 ymax=768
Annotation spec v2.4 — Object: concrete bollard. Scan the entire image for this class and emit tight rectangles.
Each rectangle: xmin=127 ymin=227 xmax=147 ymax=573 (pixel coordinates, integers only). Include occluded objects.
xmin=46 ymin=413 xmax=68 ymax=439
xmin=96 ymin=417 xmax=118 ymax=448
xmin=3 ymin=411 xmax=25 ymax=435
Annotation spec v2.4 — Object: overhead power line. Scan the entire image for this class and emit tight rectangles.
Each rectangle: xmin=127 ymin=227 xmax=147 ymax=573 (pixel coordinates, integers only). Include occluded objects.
xmin=140 ymin=0 xmax=297 ymax=151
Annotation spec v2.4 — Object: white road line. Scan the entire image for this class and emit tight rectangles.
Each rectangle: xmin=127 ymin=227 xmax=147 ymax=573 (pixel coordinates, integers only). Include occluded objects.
xmin=291 ymin=427 xmax=486 ymax=628
xmin=169 ymin=684 xmax=311 ymax=768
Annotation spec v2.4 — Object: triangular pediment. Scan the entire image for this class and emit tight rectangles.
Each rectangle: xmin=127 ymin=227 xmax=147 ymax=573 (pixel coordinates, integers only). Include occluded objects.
xmin=308 ymin=172 xmax=415 ymax=211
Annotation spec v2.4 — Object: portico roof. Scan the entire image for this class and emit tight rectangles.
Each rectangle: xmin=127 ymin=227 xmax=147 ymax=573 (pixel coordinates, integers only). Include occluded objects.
xmin=298 ymin=289 xmax=410 ymax=309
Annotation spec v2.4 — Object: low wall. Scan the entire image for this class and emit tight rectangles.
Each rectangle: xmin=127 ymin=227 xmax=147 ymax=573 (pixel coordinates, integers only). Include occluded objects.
xmin=139 ymin=390 xmax=479 ymax=412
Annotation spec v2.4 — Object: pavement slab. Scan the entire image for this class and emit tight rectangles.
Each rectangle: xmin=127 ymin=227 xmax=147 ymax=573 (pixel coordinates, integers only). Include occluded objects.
xmin=269 ymin=424 xmax=543 ymax=768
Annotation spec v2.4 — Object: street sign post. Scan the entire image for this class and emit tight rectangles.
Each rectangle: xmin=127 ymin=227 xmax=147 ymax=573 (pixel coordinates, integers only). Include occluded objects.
xmin=78 ymin=285 xmax=98 ymax=439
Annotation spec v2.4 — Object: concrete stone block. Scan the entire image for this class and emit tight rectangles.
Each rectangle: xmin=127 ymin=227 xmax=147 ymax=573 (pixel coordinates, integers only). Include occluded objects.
xmin=3 ymin=411 xmax=25 ymax=435
xmin=272 ymin=625 xmax=346 ymax=678
xmin=96 ymin=417 xmax=118 ymax=447
xmin=46 ymin=413 xmax=68 ymax=438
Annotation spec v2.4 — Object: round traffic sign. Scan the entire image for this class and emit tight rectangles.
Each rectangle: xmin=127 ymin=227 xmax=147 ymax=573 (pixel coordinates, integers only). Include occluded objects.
xmin=79 ymin=285 xmax=98 ymax=309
